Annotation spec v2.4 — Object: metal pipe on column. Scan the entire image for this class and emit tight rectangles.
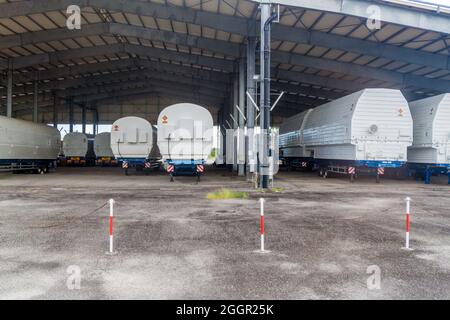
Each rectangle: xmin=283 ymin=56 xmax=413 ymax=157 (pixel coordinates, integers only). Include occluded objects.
xmin=246 ymin=37 xmax=256 ymax=179
xmin=259 ymin=1 xmax=277 ymax=189
xmin=232 ymin=69 xmax=239 ymax=172
xmin=6 ymin=60 xmax=12 ymax=118
xmin=92 ymin=105 xmax=98 ymax=136
xmin=69 ymin=97 xmax=74 ymax=133
xmin=33 ymin=73 xmax=38 ymax=123
xmin=82 ymin=103 xmax=87 ymax=134
xmin=53 ymin=93 xmax=58 ymax=128
xmin=238 ymin=55 xmax=246 ymax=177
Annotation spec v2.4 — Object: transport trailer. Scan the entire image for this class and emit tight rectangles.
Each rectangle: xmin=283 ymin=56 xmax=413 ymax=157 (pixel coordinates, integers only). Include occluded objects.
xmin=96 ymin=157 xmax=118 ymax=167
xmin=280 ymin=155 xmax=314 ymax=171
xmin=0 ymin=115 xmax=61 ymax=174
xmin=407 ymin=163 xmax=450 ymax=184
xmin=111 ymin=116 xmax=161 ymax=175
xmin=120 ymin=157 xmax=160 ymax=175
xmin=0 ymin=159 xmax=57 ymax=174
xmin=407 ymin=94 xmax=450 ymax=184
xmin=317 ymin=160 xmax=405 ymax=183
xmin=165 ymin=160 xmax=205 ymax=182
xmin=279 ymin=88 xmax=413 ymax=183
xmin=63 ymin=132 xmax=89 ymax=166
xmin=94 ymin=132 xmax=117 ymax=166
xmin=157 ymin=103 xmax=213 ymax=182
xmin=279 ymin=109 xmax=315 ymax=171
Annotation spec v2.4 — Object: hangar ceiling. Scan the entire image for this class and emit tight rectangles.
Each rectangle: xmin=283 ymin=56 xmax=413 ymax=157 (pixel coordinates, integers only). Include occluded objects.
xmin=0 ymin=0 xmax=450 ymax=121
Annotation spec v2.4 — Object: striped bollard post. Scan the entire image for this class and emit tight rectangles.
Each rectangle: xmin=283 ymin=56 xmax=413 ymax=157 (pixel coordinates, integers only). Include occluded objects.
xmin=404 ymin=197 xmax=412 ymax=250
xmin=260 ymin=198 xmax=265 ymax=252
xmin=106 ymin=199 xmax=117 ymax=255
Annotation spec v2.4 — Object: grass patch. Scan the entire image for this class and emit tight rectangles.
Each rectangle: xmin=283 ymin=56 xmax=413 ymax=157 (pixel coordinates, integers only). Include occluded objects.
xmin=207 ymin=188 xmax=249 ymax=200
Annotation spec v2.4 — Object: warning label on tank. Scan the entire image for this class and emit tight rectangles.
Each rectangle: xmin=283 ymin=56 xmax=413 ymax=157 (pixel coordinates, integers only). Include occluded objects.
xmin=162 ymin=115 xmax=168 ymax=124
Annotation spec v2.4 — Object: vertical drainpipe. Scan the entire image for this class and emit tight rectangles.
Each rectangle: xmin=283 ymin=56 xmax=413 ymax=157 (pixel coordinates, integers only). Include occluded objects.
xmin=53 ymin=92 xmax=58 ymax=128
xmin=238 ymin=55 xmax=246 ymax=177
xmin=69 ymin=97 xmax=74 ymax=133
xmin=6 ymin=59 xmax=13 ymax=118
xmin=259 ymin=1 xmax=277 ymax=189
xmin=233 ymin=66 xmax=239 ymax=172
xmin=82 ymin=102 xmax=87 ymax=134
xmin=246 ymin=36 xmax=256 ymax=179
xmin=92 ymin=105 xmax=98 ymax=136
xmin=157 ymin=94 xmax=161 ymax=123
xmin=33 ymin=73 xmax=38 ymax=123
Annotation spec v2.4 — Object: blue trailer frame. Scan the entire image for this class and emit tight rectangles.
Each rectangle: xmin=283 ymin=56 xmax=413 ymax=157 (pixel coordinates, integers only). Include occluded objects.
xmin=165 ymin=159 xmax=205 ymax=182
xmin=407 ymin=163 xmax=450 ymax=184
xmin=119 ymin=157 xmax=160 ymax=175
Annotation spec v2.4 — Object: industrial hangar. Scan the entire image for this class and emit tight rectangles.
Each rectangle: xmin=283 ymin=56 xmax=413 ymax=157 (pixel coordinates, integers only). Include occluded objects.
xmin=1 ymin=0 xmax=450 ymax=301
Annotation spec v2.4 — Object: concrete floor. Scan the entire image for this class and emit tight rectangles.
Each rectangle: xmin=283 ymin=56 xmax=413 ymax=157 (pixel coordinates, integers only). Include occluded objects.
xmin=1 ymin=166 xmax=450 ymax=299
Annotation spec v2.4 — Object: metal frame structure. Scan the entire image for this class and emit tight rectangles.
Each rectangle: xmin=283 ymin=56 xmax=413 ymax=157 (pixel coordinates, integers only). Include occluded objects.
xmin=0 ymin=0 xmax=449 ymax=185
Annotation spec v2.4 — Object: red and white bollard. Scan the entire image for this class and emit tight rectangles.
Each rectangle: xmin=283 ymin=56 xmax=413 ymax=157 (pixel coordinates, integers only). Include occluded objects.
xmin=404 ymin=197 xmax=412 ymax=250
xmin=107 ymin=199 xmax=117 ymax=255
xmin=260 ymin=198 xmax=265 ymax=252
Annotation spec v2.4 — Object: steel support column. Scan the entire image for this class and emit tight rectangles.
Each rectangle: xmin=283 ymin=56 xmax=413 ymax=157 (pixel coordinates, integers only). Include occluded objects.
xmin=232 ymin=69 xmax=239 ymax=172
xmin=33 ymin=73 xmax=38 ymax=123
xmin=52 ymin=93 xmax=58 ymax=128
xmin=259 ymin=2 xmax=272 ymax=189
xmin=92 ymin=104 xmax=98 ymax=136
xmin=69 ymin=97 xmax=74 ymax=132
xmin=238 ymin=55 xmax=246 ymax=177
xmin=6 ymin=60 xmax=12 ymax=118
xmin=82 ymin=103 xmax=87 ymax=134
xmin=246 ymin=37 xmax=256 ymax=178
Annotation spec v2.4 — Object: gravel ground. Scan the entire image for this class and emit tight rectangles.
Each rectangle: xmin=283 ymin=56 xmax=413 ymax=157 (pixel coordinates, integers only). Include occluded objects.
xmin=0 ymin=166 xmax=449 ymax=299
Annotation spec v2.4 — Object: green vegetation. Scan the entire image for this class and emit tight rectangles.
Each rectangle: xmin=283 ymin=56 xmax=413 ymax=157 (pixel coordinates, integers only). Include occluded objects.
xmin=207 ymin=148 xmax=217 ymax=161
xmin=207 ymin=188 xmax=249 ymax=200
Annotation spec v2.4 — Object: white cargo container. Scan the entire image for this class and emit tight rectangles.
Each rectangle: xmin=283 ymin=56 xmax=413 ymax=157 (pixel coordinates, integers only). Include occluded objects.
xmin=407 ymin=94 xmax=450 ymax=184
xmin=94 ymin=132 xmax=117 ymax=166
xmin=111 ymin=116 xmax=159 ymax=174
xmin=157 ymin=103 xmax=213 ymax=180
xmin=0 ymin=115 xmax=61 ymax=173
xmin=279 ymin=89 xmax=413 ymax=180
xmin=408 ymin=94 xmax=450 ymax=164
xmin=63 ymin=132 xmax=88 ymax=166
